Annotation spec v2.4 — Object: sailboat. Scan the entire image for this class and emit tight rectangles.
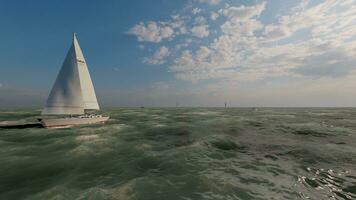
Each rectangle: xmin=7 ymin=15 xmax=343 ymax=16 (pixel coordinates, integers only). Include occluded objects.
xmin=40 ymin=33 xmax=109 ymax=128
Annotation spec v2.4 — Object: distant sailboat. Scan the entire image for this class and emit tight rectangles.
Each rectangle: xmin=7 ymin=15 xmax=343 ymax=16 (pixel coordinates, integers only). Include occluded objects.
xmin=40 ymin=33 xmax=109 ymax=128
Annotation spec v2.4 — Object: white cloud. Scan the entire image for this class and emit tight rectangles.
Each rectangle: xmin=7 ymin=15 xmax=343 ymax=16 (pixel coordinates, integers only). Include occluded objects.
xmin=198 ymin=0 xmax=221 ymax=5
xmin=170 ymin=1 xmax=356 ymax=82
xmin=171 ymin=2 xmax=268 ymax=81
xmin=210 ymin=12 xmax=219 ymax=20
xmin=132 ymin=0 xmax=356 ymax=85
xmin=144 ymin=46 xmax=171 ymax=65
xmin=169 ymin=15 xmax=188 ymax=34
xmin=128 ymin=21 xmax=174 ymax=43
xmin=191 ymin=25 xmax=210 ymax=38
xmin=221 ymin=2 xmax=266 ymax=22
xmin=129 ymin=14 xmax=190 ymax=42
xmin=262 ymin=24 xmax=292 ymax=41
xmin=192 ymin=8 xmax=201 ymax=15
xmin=175 ymin=38 xmax=193 ymax=50
xmin=221 ymin=19 xmax=263 ymax=36
xmin=194 ymin=16 xmax=207 ymax=25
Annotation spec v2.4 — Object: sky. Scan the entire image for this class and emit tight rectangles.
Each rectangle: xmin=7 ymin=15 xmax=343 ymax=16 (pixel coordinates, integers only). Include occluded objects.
xmin=0 ymin=0 xmax=355 ymax=107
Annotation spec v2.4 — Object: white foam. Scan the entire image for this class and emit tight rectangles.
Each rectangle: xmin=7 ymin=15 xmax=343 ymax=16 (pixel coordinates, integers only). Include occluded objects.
xmin=76 ymin=134 xmax=100 ymax=142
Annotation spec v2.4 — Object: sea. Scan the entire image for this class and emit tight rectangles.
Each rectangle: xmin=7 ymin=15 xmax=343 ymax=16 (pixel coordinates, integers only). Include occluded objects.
xmin=0 ymin=108 xmax=356 ymax=200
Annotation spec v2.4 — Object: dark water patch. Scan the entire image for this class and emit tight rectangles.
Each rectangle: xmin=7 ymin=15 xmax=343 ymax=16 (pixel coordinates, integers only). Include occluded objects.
xmin=264 ymin=154 xmax=279 ymax=160
xmin=344 ymin=185 xmax=356 ymax=195
xmin=277 ymin=149 xmax=328 ymax=165
xmin=244 ymin=120 xmax=264 ymax=127
xmin=141 ymin=126 xmax=196 ymax=149
xmin=223 ymin=126 xmax=244 ymax=137
xmin=293 ymin=129 xmax=330 ymax=137
xmin=266 ymin=166 xmax=289 ymax=177
xmin=239 ymin=176 xmax=276 ymax=188
xmin=304 ymin=177 xmax=319 ymax=188
xmin=167 ymin=138 xmax=195 ymax=148
xmin=208 ymin=137 xmax=247 ymax=152
xmin=0 ymin=123 xmax=42 ymax=129
xmin=335 ymin=141 xmax=347 ymax=145
xmin=121 ymin=132 xmax=145 ymax=142
xmin=0 ymin=159 xmax=72 ymax=199
xmin=135 ymin=155 xmax=162 ymax=173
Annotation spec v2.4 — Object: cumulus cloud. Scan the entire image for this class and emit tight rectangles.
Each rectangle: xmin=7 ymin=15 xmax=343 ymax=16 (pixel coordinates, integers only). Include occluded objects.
xmin=191 ymin=25 xmax=210 ymax=38
xmin=220 ymin=2 xmax=266 ymax=22
xmin=131 ymin=0 xmax=356 ymax=83
xmin=192 ymin=8 xmax=201 ymax=15
xmin=221 ymin=19 xmax=263 ymax=36
xmin=128 ymin=14 xmax=191 ymax=43
xmin=210 ymin=12 xmax=219 ymax=20
xmin=128 ymin=21 xmax=174 ymax=43
xmin=144 ymin=46 xmax=170 ymax=65
xmin=170 ymin=1 xmax=356 ymax=82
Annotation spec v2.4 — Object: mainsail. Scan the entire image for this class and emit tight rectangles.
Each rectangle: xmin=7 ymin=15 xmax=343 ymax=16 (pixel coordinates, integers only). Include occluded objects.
xmin=73 ymin=34 xmax=100 ymax=110
xmin=42 ymin=33 xmax=99 ymax=115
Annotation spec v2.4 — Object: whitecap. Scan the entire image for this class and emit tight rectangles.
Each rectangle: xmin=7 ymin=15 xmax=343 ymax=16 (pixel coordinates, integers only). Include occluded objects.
xmin=76 ymin=134 xmax=100 ymax=142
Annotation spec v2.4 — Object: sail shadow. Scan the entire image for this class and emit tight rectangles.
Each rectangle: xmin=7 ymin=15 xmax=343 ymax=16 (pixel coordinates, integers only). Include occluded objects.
xmin=0 ymin=123 xmax=43 ymax=129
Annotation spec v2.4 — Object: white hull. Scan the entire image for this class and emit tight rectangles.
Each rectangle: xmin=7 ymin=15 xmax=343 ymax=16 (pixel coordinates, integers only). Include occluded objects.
xmin=40 ymin=116 xmax=109 ymax=128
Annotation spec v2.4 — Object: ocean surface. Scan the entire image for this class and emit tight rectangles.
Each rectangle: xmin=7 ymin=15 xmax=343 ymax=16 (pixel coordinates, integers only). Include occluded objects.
xmin=0 ymin=108 xmax=356 ymax=200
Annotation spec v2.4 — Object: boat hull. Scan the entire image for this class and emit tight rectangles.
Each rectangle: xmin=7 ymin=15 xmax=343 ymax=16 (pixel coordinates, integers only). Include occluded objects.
xmin=40 ymin=117 xmax=109 ymax=128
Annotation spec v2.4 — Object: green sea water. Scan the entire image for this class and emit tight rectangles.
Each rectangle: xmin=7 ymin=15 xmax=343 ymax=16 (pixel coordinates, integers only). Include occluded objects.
xmin=1 ymin=108 xmax=356 ymax=200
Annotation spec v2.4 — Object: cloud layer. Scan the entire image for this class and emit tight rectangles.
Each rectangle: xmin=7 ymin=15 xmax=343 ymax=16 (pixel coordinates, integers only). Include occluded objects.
xmin=129 ymin=0 xmax=356 ymax=83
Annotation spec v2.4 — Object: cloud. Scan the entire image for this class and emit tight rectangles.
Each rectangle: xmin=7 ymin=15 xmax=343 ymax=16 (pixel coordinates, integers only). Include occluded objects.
xmin=220 ymin=2 xmax=266 ymax=22
xmin=171 ymin=2 xmax=267 ymax=80
xmin=128 ymin=14 xmax=190 ymax=42
xmin=192 ymin=8 xmax=201 ymax=15
xmin=144 ymin=46 xmax=171 ymax=65
xmin=128 ymin=21 xmax=175 ymax=43
xmin=191 ymin=25 xmax=210 ymax=38
xmin=262 ymin=24 xmax=292 ymax=41
xmin=293 ymin=50 xmax=356 ymax=77
xmin=131 ymin=0 xmax=356 ymax=84
xmin=170 ymin=1 xmax=356 ymax=82
xmin=197 ymin=0 xmax=221 ymax=5
xmin=210 ymin=12 xmax=219 ymax=20
xmin=175 ymin=38 xmax=193 ymax=50
xmin=221 ymin=19 xmax=263 ymax=36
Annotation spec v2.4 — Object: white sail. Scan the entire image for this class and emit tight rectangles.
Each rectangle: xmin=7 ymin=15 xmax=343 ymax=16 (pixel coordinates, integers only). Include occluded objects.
xmin=73 ymin=34 xmax=100 ymax=110
xmin=42 ymin=33 xmax=99 ymax=115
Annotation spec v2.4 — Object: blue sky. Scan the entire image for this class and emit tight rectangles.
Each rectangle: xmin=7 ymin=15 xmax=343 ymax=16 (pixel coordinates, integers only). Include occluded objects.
xmin=0 ymin=0 xmax=355 ymax=107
